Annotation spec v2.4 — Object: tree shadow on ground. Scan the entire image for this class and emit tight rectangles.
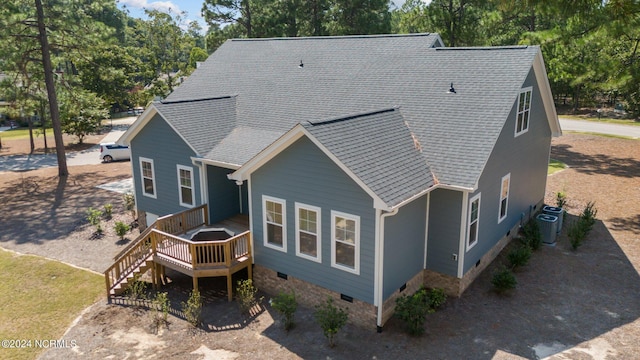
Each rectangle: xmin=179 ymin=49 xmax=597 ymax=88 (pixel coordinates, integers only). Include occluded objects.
xmin=0 ymin=171 xmax=128 ymax=245
xmin=552 ymin=143 xmax=640 ymax=178
xmin=609 ymin=214 xmax=640 ymax=235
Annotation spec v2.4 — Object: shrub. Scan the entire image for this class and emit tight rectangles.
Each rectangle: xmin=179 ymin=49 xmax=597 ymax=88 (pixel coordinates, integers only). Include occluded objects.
xmin=86 ymin=207 xmax=103 ymax=234
xmin=492 ymin=267 xmax=517 ymax=293
xmin=580 ymin=202 xmax=597 ymax=231
xmin=427 ymin=288 xmax=447 ymax=310
xmin=395 ymin=288 xmax=431 ymax=336
xmin=123 ymin=193 xmax=136 ymax=220
xmin=115 ymin=221 xmax=130 ymax=240
xmin=556 ymin=191 xmax=567 ymax=209
xmin=152 ymin=291 xmax=170 ymax=333
xmin=521 ymin=220 xmax=542 ymax=251
xmin=236 ymin=279 xmax=261 ymax=315
xmin=270 ymin=291 xmax=298 ymax=331
xmin=181 ymin=289 xmax=202 ymax=328
xmin=567 ymin=219 xmax=587 ymax=250
xmin=125 ymin=273 xmax=147 ymax=301
xmin=508 ymin=245 xmax=532 ymax=269
xmin=103 ymin=203 xmax=113 ymax=219
xmin=314 ymin=297 xmax=348 ymax=347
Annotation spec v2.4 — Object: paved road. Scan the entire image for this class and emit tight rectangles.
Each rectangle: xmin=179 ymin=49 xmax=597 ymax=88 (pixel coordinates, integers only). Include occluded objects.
xmin=559 ymin=117 xmax=640 ymax=138
xmin=0 ymin=117 xmax=135 ymax=172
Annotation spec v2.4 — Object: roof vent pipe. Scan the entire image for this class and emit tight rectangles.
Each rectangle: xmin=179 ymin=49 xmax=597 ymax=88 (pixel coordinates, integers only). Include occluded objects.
xmin=298 ymin=60 xmax=304 ymax=68
xmin=448 ymin=82 xmax=456 ymax=94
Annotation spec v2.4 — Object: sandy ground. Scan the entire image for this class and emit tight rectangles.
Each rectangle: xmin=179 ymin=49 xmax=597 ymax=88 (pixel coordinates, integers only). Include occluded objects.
xmin=0 ymin=133 xmax=638 ymax=360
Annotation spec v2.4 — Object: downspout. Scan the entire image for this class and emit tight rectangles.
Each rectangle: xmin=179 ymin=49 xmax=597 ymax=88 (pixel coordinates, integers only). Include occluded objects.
xmin=376 ymin=207 xmax=399 ymax=332
xmin=191 ymin=158 xmax=208 ymax=206
xmin=457 ymin=192 xmax=469 ymax=278
xmin=424 ymin=192 xmax=431 ymax=269
xmin=236 ymin=181 xmax=243 ymax=214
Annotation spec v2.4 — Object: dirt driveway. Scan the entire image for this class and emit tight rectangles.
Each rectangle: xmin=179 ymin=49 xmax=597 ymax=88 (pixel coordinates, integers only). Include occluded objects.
xmin=1 ymin=133 xmax=639 ymax=360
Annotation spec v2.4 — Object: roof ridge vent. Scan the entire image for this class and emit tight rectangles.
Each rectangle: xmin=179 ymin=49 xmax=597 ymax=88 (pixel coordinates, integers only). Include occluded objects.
xmin=160 ymin=96 xmax=234 ymax=105
xmin=307 ymin=107 xmax=398 ymax=126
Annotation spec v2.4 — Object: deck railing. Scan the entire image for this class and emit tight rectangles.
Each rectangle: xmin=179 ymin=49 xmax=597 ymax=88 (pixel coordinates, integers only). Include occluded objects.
xmin=104 ymin=231 xmax=154 ymax=295
xmin=154 ymin=229 xmax=252 ymax=269
xmin=156 ymin=204 xmax=208 ymax=235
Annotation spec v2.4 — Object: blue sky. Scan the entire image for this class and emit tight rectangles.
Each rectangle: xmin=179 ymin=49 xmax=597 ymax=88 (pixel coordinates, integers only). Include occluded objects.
xmin=117 ymin=0 xmax=208 ymax=32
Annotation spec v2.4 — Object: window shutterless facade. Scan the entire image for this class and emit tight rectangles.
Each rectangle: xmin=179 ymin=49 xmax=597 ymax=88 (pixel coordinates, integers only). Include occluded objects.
xmin=263 ymin=196 xmax=287 ymax=252
xmin=499 ymin=174 xmax=510 ymax=223
xmin=515 ymin=87 xmax=532 ymax=136
xmin=177 ymin=165 xmax=194 ymax=207
xmin=295 ymin=203 xmax=321 ymax=262
xmin=139 ymin=157 xmax=156 ymax=198
xmin=331 ymin=210 xmax=360 ymax=274
xmin=467 ymin=193 xmax=481 ymax=250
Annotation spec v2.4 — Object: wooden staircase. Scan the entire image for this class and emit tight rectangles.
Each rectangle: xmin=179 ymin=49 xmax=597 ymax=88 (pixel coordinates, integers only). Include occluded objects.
xmin=110 ymin=259 xmax=155 ymax=296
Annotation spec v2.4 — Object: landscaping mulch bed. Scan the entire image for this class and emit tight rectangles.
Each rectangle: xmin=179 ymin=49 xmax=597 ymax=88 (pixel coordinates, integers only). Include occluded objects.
xmin=1 ymin=133 xmax=638 ymax=359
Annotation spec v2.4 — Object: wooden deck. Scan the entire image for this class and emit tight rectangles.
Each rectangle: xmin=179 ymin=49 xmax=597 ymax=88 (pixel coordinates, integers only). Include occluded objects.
xmin=104 ymin=206 xmax=252 ymax=301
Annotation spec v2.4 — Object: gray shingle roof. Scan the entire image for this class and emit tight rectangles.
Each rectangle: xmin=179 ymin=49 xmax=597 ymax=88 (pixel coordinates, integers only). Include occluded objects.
xmin=159 ymin=33 xmax=541 ymax=189
xmin=303 ymin=108 xmax=435 ymax=207
xmin=154 ymin=97 xmax=236 ymax=156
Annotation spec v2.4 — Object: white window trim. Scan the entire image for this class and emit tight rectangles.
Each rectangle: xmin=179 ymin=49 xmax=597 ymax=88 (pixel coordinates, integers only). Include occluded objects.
xmin=331 ymin=210 xmax=360 ymax=275
xmin=262 ymin=195 xmax=287 ymax=253
xmin=295 ymin=202 xmax=322 ymax=263
xmin=467 ymin=193 xmax=481 ymax=251
xmin=515 ymin=87 xmax=533 ymax=137
xmin=498 ymin=173 xmax=510 ymax=224
xmin=177 ymin=165 xmax=195 ymax=208
xmin=139 ymin=157 xmax=157 ymax=199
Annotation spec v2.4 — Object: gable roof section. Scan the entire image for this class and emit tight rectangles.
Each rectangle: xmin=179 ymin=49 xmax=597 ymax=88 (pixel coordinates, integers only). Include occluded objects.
xmin=119 ymin=96 xmax=237 ymax=157
xmin=154 ymin=34 xmax=557 ymax=190
xmin=231 ymin=108 xmax=436 ymax=209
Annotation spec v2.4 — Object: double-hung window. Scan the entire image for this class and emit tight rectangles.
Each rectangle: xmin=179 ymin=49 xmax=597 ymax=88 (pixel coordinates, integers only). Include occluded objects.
xmin=331 ymin=211 xmax=360 ymax=274
xmin=499 ymin=174 xmax=510 ymax=223
xmin=515 ymin=87 xmax=532 ymax=136
xmin=263 ymin=196 xmax=286 ymax=252
xmin=177 ymin=165 xmax=194 ymax=207
xmin=139 ymin=157 xmax=156 ymax=198
xmin=295 ymin=203 xmax=321 ymax=262
xmin=468 ymin=194 xmax=481 ymax=250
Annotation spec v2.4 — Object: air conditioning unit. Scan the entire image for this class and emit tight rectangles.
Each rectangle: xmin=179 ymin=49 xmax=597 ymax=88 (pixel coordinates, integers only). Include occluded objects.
xmin=536 ymin=214 xmax=558 ymax=245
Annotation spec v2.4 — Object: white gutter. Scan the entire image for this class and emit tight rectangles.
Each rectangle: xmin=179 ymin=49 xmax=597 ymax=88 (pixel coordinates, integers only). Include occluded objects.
xmin=201 ymin=158 xmax=241 ymax=170
xmin=390 ymin=182 xmax=474 ymax=212
xmin=375 ymin=207 xmax=399 ymax=329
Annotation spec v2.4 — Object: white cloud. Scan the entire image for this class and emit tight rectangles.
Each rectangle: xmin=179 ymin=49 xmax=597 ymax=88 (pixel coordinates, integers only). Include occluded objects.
xmin=119 ymin=0 xmax=182 ymax=15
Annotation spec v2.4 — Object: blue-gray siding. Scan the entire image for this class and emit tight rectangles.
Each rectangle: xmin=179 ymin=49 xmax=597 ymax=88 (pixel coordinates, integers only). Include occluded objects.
xmin=206 ymin=165 xmax=248 ymax=223
xmin=251 ymin=136 xmax=376 ymax=304
xmin=426 ymin=189 xmax=462 ymax=277
xmin=463 ymin=68 xmax=552 ymax=273
xmin=383 ymin=195 xmax=427 ymax=299
xmin=131 ymin=114 xmax=201 ymax=217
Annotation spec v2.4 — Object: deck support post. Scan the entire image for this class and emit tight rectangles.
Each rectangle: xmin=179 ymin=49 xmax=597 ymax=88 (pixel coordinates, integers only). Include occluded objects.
xmin=193 ymin=276 xmax=199 ymax=293
xmin=227 ymin=274 xmax=233 ymax=302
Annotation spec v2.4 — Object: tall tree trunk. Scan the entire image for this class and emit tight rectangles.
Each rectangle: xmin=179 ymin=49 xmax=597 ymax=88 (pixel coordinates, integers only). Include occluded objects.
xmin=35 ymin=0 xmax=68 ymax=176
xmin=41 ymin=99 xmax=48 ymax=154
xmin=28 ymin=117 xmax=34 ymax=153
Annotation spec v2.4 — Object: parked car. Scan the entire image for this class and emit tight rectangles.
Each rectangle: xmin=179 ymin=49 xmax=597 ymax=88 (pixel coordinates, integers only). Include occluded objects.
xmin=100 ymin=142 xmax=130 ymax=163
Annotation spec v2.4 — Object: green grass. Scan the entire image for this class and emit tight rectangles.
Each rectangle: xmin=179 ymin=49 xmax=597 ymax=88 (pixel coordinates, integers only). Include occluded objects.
xmin=0 ymin=127 xmax=53 ymax=140
xmin=559 ymin=115 xmax=640 ymax=126
xmin=0 ymin=248 xmax=104 ymax=360
xmin=548 ymin=159 xmax=567 ymax=175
